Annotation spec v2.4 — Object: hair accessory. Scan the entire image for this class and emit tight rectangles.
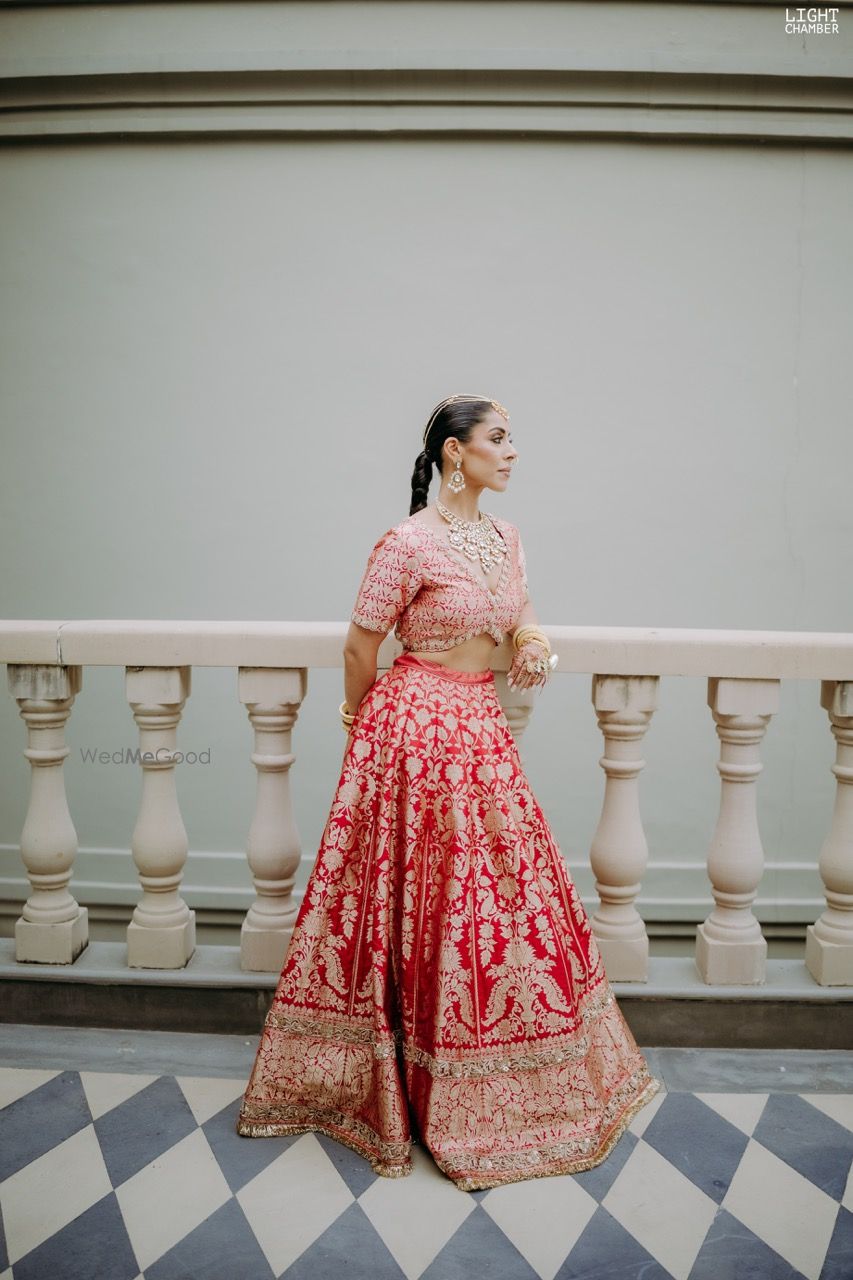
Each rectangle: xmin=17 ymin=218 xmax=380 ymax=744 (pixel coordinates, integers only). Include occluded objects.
xmin=422 ymin=393 xmax=509 ymax=448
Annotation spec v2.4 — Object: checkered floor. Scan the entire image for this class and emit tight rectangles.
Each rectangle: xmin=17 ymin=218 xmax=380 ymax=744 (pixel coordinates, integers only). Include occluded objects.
xmin=1 ymin=1048 xmax=851 ymax=1279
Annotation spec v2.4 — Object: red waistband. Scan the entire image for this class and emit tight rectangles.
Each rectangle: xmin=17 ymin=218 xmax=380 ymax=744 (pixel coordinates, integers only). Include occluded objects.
xmin=392 ymin=653 xmax=495 ymax=684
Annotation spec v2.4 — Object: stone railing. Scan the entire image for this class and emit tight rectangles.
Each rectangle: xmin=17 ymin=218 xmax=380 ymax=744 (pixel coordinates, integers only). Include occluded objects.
xmin=1 ymin=621 xmax=851 ymax=989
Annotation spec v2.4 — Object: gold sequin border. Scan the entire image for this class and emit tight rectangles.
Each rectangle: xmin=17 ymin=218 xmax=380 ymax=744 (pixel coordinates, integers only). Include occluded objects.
xmin=264 ymin=975 xmax=614 ymax=1080
xmin=438 ymin=1070 xmax=663 ymax=1192
xmin=236 ymin=1101 xmax=412 ymax=1177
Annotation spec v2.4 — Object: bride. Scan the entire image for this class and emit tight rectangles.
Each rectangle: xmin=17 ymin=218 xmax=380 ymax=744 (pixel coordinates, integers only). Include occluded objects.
xmin=236 ymin=392 xmax=660 ymax=1191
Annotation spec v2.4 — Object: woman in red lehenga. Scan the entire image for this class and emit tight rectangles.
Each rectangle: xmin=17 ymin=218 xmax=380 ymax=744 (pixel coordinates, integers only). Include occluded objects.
xmin=236 ymin=393 xmax=661 ymax=1191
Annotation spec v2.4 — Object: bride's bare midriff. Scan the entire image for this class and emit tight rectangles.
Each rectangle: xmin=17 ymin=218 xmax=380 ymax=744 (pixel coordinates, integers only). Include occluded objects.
xmin=406 ymin=633 xmax=498 ymax=672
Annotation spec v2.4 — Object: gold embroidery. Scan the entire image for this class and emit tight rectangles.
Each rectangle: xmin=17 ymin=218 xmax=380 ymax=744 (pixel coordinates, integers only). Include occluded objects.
xmin=236 ymin=654 xmax=661 ymax=1191
xmin=237 ymin=1107 xmax=413 ymax=1177
xmin=349 ymin=516 xmax=528 ymax=651
xmin=441 ymin=1074 xmax=663 ymax=1192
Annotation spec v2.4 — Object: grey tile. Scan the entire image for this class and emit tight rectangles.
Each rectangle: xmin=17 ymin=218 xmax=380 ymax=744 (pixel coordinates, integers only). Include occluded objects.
xmin=13 ymin=1191 xmax=139 ymax=1280
xmin=94 ymin=1075 xmax=198 ymax=1187
xmin=145 ymin=1196 xmax=275 ymax=1280
xmin=820 ymin=1205 xmax=853 ymax=1280
xmin=687 ymin=1206 xmax=808 ymax=1279
xmin=314 ymin=1132 xmax=387 ymax=1199
xmin=202 ymin=1095 xmax=302 ymax=1195
xmin=282 ymin=1202 xmax=407 ymax=1280
xmin=752 ymin=1094 xmax=853 ymax=1201
xmin=0 ymin=1197 xmax=7 ymax=1272
xmin=0 ymin=1070 xmax=91 ymax=1182
xmin=555 ymin=1205 xmax=673 ymax=1279
xmin=570 ymin=1127 xmax=639 ymax=1202
xmin=421 ymin=1205 xmax=539 ymax=1280
xmin=642 ymin=1092 xmax=749 ymax=1203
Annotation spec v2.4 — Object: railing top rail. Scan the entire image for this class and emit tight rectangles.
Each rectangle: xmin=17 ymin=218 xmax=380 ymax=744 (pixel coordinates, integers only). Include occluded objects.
xmin=1 ymin=620 xmax=852 ymax=679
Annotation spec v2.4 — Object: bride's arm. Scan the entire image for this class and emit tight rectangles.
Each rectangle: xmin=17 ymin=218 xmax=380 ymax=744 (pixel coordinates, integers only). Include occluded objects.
xmin=343 ymin=622 xmax=385 ymax=714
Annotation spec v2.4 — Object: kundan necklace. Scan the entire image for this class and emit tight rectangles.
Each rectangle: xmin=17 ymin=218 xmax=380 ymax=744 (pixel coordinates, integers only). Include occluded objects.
xmin=436 ymin=499 xmax=507 ymax=575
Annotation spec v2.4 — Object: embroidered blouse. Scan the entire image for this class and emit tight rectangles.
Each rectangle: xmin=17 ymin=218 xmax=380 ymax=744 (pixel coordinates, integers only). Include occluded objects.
xmin=350 ymin=513 xmax=530 ymax=652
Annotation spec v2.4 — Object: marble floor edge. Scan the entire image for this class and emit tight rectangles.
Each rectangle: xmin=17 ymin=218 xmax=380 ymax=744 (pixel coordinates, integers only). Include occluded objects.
xmin=0 ymin=1022 xmax=259 ymax=1078
xmin=644 ymin=1045 xmax=853 ymax=1092
xmin=0 ymin=1024 xmax=852 ymax=1091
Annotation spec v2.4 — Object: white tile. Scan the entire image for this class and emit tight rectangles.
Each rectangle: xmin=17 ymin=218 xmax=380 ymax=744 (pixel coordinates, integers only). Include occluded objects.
xmin=694 ymin=1092 xmax=768 ymax=1137
xmin=0 ymin=1269 xmax=13 ymax=1280
xmin=482 ymin=1169 xmax=597 ymax=1280
xmin=0 ymin=1067 xmax=60 ymax=1111
xmin=722 ymin=1138 xmax=838 ymax=1280
xmin=626 ymin=1085 xmax=666 ymax=1137
xmin=79 ymin=1071 xmax=158 ymax=1121
xmin=799 ymin=1093 xmax=853 ymax=1133
xmin=602 ymin=1140 xmax=717 ymax=1280
xmin=359 ymin=1145 xmax=475 ymax=1280
xmin=0 ymin=1125 xmax=112 ymax=1265
xmin=237 ymin=1133 xmax=354 ymax=1276
xmin=116 ymin=1128 xmax=232 ymax=1273
xmin=175 ymin=1076 xmax=246 ymax=1126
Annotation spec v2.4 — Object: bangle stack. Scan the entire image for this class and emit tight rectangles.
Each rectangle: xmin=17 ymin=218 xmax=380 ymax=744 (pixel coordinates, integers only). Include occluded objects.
xmin=339 ymin=700 xmax=356 ymax=733
xmin=512 ymin=624 xmax=550 ymax=654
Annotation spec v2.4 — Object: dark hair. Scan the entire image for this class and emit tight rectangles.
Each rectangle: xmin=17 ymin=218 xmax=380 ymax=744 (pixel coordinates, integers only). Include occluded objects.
xmin=409 ymin=398 xmax=495 ymax=516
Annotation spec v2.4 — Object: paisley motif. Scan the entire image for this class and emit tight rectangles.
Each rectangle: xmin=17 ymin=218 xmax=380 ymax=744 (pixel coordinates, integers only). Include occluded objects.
xmin=236 ymin=654 xmax=661 ymax=1190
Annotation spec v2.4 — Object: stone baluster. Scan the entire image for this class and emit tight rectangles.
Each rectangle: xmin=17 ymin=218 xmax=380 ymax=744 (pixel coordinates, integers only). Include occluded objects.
xmin=805 ymin=680 xmax=853 ymax=984
xmin=7 ymin=664 xmax=88 ymax=963
xmin=238 ymin=667 xmax=307 ymax=972
xmin=588 ymin=674 xmax=658 ymax=980
xmin=125 ymin=666 xmax=195 ymax=968
xmin=696 ymin=676 xmax=780 ymax=984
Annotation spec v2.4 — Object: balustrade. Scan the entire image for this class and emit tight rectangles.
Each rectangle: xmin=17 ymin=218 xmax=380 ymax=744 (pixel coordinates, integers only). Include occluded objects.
xmin=2 ymin=624 xmax=852 ymax=989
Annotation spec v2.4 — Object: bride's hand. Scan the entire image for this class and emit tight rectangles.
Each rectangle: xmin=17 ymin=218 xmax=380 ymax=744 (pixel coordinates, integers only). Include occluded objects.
xmin=506 ymin=640 xmax=552 ymax=692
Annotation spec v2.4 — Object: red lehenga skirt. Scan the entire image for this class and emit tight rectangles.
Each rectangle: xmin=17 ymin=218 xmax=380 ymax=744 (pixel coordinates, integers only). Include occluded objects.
xmin=236 ymin=652 xmax=661 ymax=1191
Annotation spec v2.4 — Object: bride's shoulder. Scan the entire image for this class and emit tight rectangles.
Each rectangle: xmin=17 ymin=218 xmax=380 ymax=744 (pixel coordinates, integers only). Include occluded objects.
xmin=362 ymin=516 xmax=424 ymax=560
xmin=487 ymin=512 xmax=520 ymax=539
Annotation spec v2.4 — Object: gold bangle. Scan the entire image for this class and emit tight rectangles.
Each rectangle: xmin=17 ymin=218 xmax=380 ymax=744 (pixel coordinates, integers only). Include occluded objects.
xmin=513 ymin=626 xmax=550 ymax=654
xmin=512 ymin=624 xmax=546 ymax=644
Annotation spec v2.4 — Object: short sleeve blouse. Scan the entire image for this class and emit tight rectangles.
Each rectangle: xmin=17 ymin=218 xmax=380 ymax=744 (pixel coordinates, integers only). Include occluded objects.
xmin=350 ymin=514 xmax=528 ymax=651
xmin=350 ymin=526 xmax=424 ymax=635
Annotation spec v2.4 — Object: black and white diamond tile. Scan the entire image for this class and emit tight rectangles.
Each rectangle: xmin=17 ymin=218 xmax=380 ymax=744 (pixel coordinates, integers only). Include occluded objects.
xmin=1 ymin=1067 xmax=851 ymax=1280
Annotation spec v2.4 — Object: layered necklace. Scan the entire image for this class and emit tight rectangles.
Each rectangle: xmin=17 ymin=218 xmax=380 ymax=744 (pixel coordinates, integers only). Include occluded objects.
xmin=436 ymin=499 xmax=507 ymax=575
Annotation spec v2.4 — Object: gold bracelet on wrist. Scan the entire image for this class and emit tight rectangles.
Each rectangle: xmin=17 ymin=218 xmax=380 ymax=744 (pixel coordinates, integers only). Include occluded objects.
xmin=512 ymin=626 xmax=551 ymax=655
xmin=512 ymin=624 xmax=547 ymax=646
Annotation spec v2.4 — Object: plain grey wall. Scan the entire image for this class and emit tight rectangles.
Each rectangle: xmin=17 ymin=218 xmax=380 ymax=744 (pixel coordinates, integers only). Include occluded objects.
xmin=1 ymin=2 xmax=851 ymax=936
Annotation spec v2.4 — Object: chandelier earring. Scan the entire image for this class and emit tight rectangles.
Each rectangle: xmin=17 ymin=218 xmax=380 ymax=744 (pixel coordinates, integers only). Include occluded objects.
xmin=448 ymin=457 xmax=466 ymax=494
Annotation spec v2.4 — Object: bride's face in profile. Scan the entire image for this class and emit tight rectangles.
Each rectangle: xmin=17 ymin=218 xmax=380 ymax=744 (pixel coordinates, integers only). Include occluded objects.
xmin=445 ymin=410 xmax=518 ymax=492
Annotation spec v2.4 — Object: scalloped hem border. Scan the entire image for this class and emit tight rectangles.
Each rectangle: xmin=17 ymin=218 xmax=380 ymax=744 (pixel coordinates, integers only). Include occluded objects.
xmin=235 ymin=1117 xmax=413 ymax=1178
xmin=235 ymin=1073 xmax=663 ymax=1190
xmin=438 ymin=1073 xmax=664 ymax=1192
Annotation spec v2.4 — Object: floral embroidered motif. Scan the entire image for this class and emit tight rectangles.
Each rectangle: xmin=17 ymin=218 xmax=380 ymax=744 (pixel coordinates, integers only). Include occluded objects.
xmin=236 ymin=655 xmax=661 ymax=1190
xmin=350 ymin=514 xmax=529 ymax=651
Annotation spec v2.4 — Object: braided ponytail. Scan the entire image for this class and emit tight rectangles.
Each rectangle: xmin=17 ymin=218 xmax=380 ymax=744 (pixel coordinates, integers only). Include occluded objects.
xmin=409 ymin=450 xmax=433 ymax=515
